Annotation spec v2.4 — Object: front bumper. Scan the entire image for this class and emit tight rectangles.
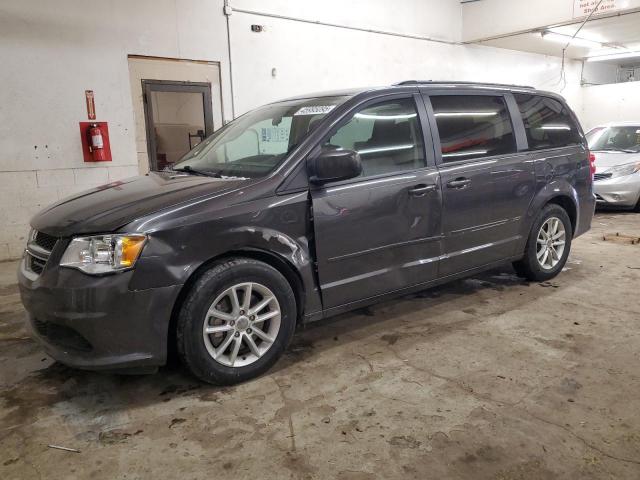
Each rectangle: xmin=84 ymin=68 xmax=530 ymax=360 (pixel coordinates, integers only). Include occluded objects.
xmin=18 ymin=257 xmax=182 ymax=371
xmin=594 ymin=174 xmax=640 ymax=208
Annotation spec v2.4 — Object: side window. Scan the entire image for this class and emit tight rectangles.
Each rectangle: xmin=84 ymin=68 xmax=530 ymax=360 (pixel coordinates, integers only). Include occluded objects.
xmin=430 ymin=95 xmax=516 ymax=163
xmin=322 ymin=98 xmax=425 ymax=178
xmin=513 ymin=94 xmax=582 ymax=150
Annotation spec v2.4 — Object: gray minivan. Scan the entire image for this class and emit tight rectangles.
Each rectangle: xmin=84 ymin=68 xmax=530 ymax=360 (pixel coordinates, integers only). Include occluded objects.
xmin=18 ymin=81 xmax=595 ymax=384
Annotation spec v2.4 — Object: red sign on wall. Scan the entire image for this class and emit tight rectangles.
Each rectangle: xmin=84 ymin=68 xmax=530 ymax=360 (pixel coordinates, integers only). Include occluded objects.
xmin=85 ymin=90 xmax=96 ymax=120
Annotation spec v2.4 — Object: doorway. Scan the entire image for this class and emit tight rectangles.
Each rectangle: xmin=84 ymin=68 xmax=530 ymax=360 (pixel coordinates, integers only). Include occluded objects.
xmin=142 ymin=80 xmax=214 ymax=171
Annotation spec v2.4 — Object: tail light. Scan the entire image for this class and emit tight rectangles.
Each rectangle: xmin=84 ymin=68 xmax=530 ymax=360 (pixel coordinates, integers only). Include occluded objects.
xmin=588 ymin=151 xmax=596 ymax=178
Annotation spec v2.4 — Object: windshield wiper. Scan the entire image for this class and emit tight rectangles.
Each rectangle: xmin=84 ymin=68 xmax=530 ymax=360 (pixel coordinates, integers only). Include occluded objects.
xmin=172 ymin=166 xmax=222 ymax=178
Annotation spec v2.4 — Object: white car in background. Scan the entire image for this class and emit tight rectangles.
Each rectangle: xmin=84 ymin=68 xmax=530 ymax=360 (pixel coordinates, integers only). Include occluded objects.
xmin=587 ymin=123 xmax=640 ymax=211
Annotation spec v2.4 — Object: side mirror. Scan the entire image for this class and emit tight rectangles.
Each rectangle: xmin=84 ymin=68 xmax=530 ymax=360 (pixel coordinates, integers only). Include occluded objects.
xmin=309 ymin=148 xmax=362 ymax=184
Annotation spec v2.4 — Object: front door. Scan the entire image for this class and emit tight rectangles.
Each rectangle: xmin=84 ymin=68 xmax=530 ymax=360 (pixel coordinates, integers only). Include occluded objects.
xmin=311 ymin=95 xmax=442 ymax=309
xmin=142 ymin=80 xmax=214 ymax=171
xmin=425 ymin=92 xmax=535 ymax=276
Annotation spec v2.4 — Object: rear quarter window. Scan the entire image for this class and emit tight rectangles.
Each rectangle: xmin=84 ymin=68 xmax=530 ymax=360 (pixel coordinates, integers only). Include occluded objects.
xmin=514 ymin=94 xmax=582 ymax=150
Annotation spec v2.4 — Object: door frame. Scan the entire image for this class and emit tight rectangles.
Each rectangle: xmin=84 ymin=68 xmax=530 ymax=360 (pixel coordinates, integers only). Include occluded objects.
xmin=142 ymin=80 xmax=214 ymax=171
xmin=307 ymin=92 xmax=443 ymax=308
xmin=419 ymin=88 xmax=535 ymax=275
xmin=307 ymin=92 xmax=437 ymax=190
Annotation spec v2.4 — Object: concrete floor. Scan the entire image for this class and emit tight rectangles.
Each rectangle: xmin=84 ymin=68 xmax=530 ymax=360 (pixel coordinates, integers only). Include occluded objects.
xmin=1 ymin=212 xmax=640 ymax=479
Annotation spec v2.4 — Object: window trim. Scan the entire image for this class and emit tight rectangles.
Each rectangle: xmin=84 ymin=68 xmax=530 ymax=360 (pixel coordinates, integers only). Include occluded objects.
xmin=421 ymin=90 xmax=520 ymax=167
xmin=306 ymin=93 xmax=435 ymax=188
xmin=512 ymin=93 xmax=585 ymax=152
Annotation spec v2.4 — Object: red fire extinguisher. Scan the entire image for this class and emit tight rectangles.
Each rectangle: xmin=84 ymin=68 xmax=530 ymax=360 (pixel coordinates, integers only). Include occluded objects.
xmin=89 ymin=123 xmax=106 ymax=161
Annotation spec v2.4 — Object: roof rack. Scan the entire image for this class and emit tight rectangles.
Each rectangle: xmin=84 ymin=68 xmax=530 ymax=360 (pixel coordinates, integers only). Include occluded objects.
xmin=394 ymin=80 xmax=535 ymax=89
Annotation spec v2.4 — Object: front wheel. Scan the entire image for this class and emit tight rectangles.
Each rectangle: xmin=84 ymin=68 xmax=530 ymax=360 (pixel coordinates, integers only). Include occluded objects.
xmin=177 ymin=258 xmax=297 ymax=385
xmin=513 ymin=204 xmax=573 ymax=282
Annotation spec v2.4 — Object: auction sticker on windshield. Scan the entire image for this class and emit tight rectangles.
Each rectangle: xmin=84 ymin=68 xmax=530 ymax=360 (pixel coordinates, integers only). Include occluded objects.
xmin=294 ymin=105 xmax=336 ymax=116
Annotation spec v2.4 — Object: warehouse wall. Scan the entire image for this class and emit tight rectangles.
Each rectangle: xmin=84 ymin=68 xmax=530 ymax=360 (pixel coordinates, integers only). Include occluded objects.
xmin=580 ymin=81 xmax=640 ymax=130
xmin=0 ymin=0 xmax=232 ymax=259
xmin=0 ymin=0 xmax=583 ymax=260
xmin=582 ymin=62 xmax=620 ymax=86
xmin=462 ymin=0 xmax=640 ymax=42
xmin=232 ymin=0 xmax=463 ymax=42
xmin=229 ymin=10 xmax=583 ymax=116
xmin=462 ymin=0 xmax=575 ymax=41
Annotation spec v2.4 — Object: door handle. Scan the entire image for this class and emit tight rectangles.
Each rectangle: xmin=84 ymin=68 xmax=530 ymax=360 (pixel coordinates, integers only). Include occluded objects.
xmin=446 ymin=178 xmax=471 ymax=189
xmin=408 ymin=184 xmax=437 ymax=196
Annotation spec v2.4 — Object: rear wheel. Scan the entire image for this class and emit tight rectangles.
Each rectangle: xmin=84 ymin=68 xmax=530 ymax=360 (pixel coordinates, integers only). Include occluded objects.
xmin=513 ymin=204 xmax=572 ymax=282
xmin=177 ymin=258 xmax=296 ymax=385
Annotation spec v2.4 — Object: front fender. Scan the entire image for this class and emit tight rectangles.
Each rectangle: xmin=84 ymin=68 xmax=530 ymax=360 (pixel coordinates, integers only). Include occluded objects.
xmin=127 ymin=196 xmax=322 ymax=318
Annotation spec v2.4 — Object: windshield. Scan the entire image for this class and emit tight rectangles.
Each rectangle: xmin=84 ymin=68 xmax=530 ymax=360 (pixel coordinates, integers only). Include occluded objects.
xmin=172 ymin=95 xmax=351 ymax=178
xmin=587 ymin=126 xmax=640 ymax=153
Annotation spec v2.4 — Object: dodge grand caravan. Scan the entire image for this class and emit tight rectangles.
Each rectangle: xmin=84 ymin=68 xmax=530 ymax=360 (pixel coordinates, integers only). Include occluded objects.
xmin=18 ymin=81 xmax=595 ymax=384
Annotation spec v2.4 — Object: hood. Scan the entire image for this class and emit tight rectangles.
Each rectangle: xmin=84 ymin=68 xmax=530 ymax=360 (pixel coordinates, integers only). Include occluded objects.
xmin=31 ymin=172 xmax=250 ymax=237
xmin=592 ymin=151 xmax=640 ymax=173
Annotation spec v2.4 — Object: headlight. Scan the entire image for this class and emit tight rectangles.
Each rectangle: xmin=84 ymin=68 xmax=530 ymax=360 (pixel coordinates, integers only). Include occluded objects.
xmin=60 ymin=234 xmax=147 ymax=274
xmin=607 ymin=161 xmax=640 ymax=178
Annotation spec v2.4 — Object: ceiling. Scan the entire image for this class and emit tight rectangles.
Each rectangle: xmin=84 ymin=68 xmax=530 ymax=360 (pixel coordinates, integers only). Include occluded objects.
xmin=475 ymin=11 xmax=640 ymax=65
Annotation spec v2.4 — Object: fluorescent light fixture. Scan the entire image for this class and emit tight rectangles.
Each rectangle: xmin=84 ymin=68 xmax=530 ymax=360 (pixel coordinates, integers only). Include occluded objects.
xmin=442 ymin=150 xmax=488 ymax=158
xmin=586 ymin=51 xmax=640 ymax=62
xmin=358 ymin=144 xmax=414 ymax=155
xmin=541 ymin=31 xmax=603 ymax=49
xmin=354 ymin=113 xmax=417 ymax=120
xmin=434 ymin=112 xmax=498 ymax=117
xmin=539 ymin=124 xmax=571 ymax=130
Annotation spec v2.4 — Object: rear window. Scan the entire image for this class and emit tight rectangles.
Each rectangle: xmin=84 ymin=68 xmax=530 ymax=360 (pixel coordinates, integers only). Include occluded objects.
xmin=429 ymin=95 xmax=516 ymax=163
xmin=513 ymin=94 xmax=582 ymax=150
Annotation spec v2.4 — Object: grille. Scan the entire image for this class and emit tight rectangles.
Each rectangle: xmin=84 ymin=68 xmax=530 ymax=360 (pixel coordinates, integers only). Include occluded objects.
xmin=25 ymin=230 xmax=58 ymax=276
xmin=34 ymin=231 xmax=58 ymax=251
xmin=29 ymin=255 xmax=47 ymax=274
xmin=33 ymin=318 xmax=93 ymax=352
xmin=594 ymin=173 xmax=612 ymax=182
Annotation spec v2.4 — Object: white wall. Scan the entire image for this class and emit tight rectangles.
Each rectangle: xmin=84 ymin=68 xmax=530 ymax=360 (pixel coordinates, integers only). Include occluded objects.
xmin=232 ymin=0 xmax=463 ymax=42
xmin=462 ymin=0 xmax=575 ymax=41
xmin=0 ymin=0 xmax=585 ymax=260
xmin=0 ymin=0 xmax=231 ymax=258
xmin=230 ymin=10 xmax=584 ymax=115
xmin=462 ymin=0 xmax=640 ymax=42
xmin=582 ymin=62 xmax=620 ymax=85
xmin=581 ymin=81 xmax=640 ymax=130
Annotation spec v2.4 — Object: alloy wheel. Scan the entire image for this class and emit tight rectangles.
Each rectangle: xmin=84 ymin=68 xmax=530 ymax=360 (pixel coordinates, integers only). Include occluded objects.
xmin=202 ymin=282 xmax=281 ymax=367
xmin=536 ymin=217 xmax=566 ymax=270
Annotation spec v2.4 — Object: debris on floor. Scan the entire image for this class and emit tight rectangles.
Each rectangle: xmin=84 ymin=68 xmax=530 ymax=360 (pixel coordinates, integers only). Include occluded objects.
xmin=602 ymin=232 xmax=640 ymax=245
xmin=47 ymin=445 xmax=80 ymax=454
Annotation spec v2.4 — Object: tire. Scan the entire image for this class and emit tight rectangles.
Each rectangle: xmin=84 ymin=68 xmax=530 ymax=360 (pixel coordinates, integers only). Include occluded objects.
xmin=512 ymin=204 xmax=573 ymax=282
xmin=177 ymin=258 xmax=297 ymax=385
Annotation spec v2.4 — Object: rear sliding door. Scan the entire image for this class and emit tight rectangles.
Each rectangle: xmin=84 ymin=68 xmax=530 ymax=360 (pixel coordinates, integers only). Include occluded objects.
xmin=422 ymin=90 xmax=535 ymax=276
